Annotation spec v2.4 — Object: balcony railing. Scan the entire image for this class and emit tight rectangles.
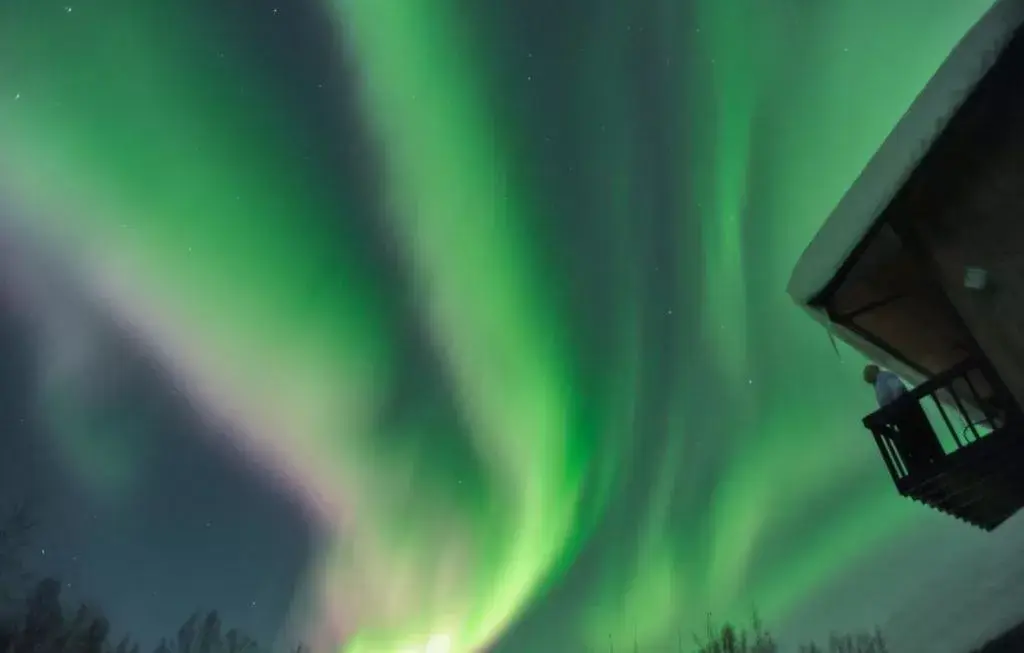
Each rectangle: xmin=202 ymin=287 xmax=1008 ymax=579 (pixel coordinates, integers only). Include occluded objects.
xmin=862 ymin=358 xmax=1016 ymax=489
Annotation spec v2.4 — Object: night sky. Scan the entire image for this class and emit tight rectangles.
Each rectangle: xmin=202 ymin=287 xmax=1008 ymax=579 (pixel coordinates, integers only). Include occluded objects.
xmin=2 ymin=1 xmax=1024 ymax=652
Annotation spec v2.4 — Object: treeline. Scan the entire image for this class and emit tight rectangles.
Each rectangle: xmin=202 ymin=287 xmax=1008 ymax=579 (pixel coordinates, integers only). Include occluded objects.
xmin=0 ymin=578 xmax=299 ymax=653
xmin=691 ymin=616 xmax=889 ymax=653
xmin=2 ymin=503 xmax=1022 ymax=652
xmin=695 ymin=612 xmax=1024 ymax=653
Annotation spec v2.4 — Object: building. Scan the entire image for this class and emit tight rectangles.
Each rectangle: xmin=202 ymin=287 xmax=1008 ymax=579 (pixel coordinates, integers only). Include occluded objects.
xmin=787 ymin=0 xmax=1024 ymax=531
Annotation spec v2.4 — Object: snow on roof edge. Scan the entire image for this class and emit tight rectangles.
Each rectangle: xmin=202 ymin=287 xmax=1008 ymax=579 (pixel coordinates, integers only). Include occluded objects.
xmin=787 ymin=0 xmax=1024 ymax=307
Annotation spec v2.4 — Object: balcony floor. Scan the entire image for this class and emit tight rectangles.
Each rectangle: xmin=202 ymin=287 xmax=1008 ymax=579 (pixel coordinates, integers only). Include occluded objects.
xmin=897 ymin=421 xmax=1024 ymax=530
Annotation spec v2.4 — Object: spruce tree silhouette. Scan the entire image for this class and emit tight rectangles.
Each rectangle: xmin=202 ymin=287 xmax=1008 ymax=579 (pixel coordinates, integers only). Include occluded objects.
xmin=18 ymin=578 xmax=63 ymax=653
xmin=0 ymin=503 xmax=36 ymax=609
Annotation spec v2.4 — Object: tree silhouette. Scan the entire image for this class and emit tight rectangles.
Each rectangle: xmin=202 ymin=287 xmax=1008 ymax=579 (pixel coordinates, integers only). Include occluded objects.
xmin=0 ymin=531 xmax=1015 ymax=653
xmin=692 ymin=612 xmax=890 ymax=653
xmin=0 ymin=502 xmax=36 ymax=610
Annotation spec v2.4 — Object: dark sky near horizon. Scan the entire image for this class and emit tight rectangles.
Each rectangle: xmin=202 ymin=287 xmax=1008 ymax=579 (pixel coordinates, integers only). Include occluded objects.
xmin=2 ymin=0 xmax=1024 ymax=652
xmin=0 ymin=296 xmax=319 ymax=647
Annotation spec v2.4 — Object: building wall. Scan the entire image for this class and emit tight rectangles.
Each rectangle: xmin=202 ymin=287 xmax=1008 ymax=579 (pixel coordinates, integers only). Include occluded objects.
xmin=892 ymin=26 xmax=1024 ymax=410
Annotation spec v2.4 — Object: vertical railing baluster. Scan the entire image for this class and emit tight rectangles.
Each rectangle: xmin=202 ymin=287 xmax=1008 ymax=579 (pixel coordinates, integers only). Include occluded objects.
xmin=948 ymin=382 xmax=981 ymax=443
xmin=874 ymin=430 xmax=901 ymax=486
xmin=891 ymin=434 xmax=909 ymax=478
xmin=931 ymin=393 xmax=962 ymax=448
xmin=962 ymin=371 xmax=997 ymax=431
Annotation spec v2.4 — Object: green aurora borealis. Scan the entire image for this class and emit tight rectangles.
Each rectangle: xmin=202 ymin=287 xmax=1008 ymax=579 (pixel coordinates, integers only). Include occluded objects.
xmin=0 ymin=0 xmax=1005 ymax=650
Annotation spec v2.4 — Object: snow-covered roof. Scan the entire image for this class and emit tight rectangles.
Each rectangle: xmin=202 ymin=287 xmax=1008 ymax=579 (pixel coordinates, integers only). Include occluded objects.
xmin=787 ymin=0 xmax=1024 ymax=382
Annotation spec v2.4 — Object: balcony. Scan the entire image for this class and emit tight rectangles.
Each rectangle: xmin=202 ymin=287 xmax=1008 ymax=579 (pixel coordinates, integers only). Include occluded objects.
xmin=862 ymin=358 xmax=1024 ymax=530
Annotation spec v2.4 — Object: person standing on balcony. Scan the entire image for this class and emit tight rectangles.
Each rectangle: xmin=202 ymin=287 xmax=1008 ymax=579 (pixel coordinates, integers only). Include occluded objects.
xmin=863 ymin=364 xmax=944 ymax=472
xmin=866 ymin=364 xmax=908 ymax=407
